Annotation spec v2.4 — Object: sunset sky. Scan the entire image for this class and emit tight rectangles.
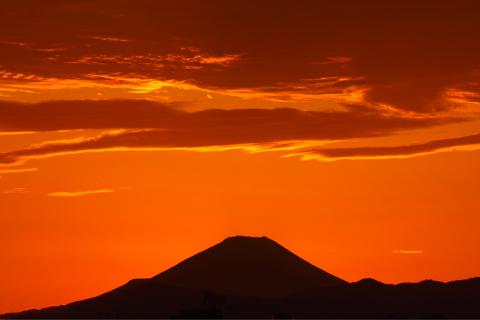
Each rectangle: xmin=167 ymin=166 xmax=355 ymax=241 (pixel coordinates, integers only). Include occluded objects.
xmin=1 ymin=0 xmax=480 ymax=313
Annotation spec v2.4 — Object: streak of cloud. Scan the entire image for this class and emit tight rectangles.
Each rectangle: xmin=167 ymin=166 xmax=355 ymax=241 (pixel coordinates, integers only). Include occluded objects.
xmin=2 ymin=187 xmax=30 ymax=194
xmin=46 ymin=188 xmax=115 ymax=197
xmin=302 ymin=133 xmax=480 ymax=160
xmin=394 ymin=250 xmax=424 ymax=254
xmin=0 ymin=167 xmax=38 ymax=174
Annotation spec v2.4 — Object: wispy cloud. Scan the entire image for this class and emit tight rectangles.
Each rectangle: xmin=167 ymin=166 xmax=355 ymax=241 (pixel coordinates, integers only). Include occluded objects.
xmin=0 ymin=168 xmax=38 ymax=174
xmin=301 ymin=133 xmax=480 ymax=160
xmin=0 ymin=131 xmax=36 ymax=136
xmin=2 ymin=187 xmax=30 ymax=194
xmin=46 ymin=188 xmax=115 ymax=197
xmin=394 ymin=249 xmax=424 ymax=254
xmin=81 ymin=35 xmax=131 ymax=43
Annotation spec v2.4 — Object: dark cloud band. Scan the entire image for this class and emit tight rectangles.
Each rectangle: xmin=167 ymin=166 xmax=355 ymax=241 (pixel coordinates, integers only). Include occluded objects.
xmin=0 ymin=99 xmax=451 ymax=164
xmin=306 ymin=133 xmax=480 ymax=159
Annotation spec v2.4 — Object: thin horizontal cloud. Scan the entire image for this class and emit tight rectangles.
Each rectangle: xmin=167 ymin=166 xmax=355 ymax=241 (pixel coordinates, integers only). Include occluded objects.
xmin=394 ymin=249 xmax=424 ymax=254
xmin=81 ymin=35 xmax=131 ymax=43
xmin=0 ymin=167 xmax=38 ymax=174
xmin=67 ymin=52 xmax=240 ymax=69
xmin=0 ymin=131 xmax=36 ymax=136
xmin=303 ymin=133 xmax=480 ymax=160
xmin=2 ymin=187 xmax=30 ymax=194
xmin=0 ymin=100 xmax=450 ymax=165
xmin=47 ymin=188 xmax=115 ymax=197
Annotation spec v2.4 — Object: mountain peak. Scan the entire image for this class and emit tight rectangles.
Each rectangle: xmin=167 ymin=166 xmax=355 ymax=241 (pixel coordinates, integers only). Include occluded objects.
xmin=153 ymin=235 xmax=346 ymax=297
xmin=219 ymin=235 xmax=282 ymax=249
xmin=222 ymin=235 xmax=271 ymax=242
xmin=220 ymin=235 xmax=274 ymax=246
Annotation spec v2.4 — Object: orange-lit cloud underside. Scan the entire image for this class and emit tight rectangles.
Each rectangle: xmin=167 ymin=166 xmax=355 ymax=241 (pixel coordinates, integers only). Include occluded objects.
xmin=1 ymin=0 xmax=480 ymax=314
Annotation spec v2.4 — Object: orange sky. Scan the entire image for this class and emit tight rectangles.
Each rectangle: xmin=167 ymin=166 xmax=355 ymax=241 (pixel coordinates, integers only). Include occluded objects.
xmin=1 ymin=0 xmax=480 ymax=314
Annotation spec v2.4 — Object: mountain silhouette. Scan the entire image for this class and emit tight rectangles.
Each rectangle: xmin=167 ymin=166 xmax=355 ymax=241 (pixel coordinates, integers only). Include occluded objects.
xmin=2 ymin=236 xmax=480 ymax=319
xmin=152 ymin=236 xmax=346 ymax=297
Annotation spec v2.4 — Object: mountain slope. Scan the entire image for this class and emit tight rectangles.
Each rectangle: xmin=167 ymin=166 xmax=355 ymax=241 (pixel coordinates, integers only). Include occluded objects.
xmin=153 ymin=236 xmax=346 ymax=297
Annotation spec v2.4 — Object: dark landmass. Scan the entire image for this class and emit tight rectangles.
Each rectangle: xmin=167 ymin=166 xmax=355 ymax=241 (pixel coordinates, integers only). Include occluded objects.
xmin=3 ymin=236 xmax=479 ymax=319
